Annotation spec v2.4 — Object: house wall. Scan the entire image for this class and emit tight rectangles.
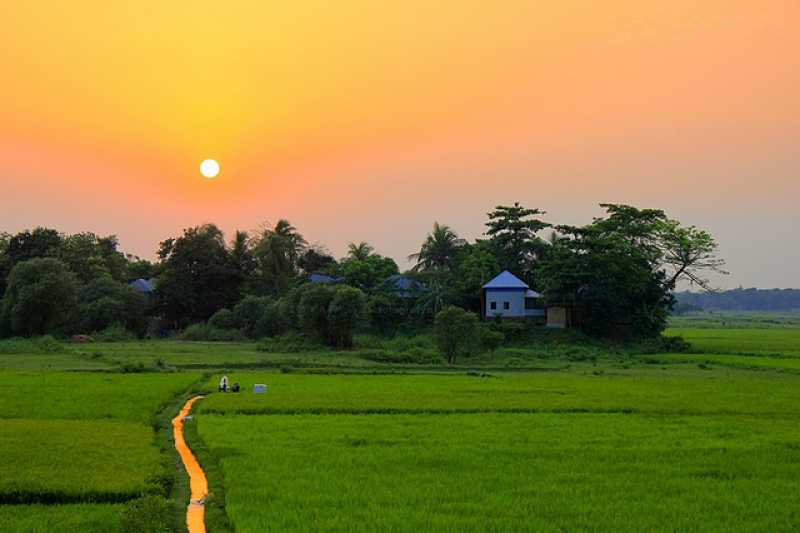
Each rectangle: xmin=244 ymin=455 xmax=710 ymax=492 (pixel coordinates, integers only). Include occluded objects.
xmin=546 ymin=306 xmax=569 ymax=328
xmin=484 ymin=289 xmax=526 ymax=318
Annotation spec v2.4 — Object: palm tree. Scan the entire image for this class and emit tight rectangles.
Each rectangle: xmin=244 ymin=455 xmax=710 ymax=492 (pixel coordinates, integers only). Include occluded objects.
xmin=346 ymin=241 xmax=374 ymax=261
xmin=253 ymin=220 xmax=307 ymax=295
xmin=408 ymin=222 xmax=466 ymax=272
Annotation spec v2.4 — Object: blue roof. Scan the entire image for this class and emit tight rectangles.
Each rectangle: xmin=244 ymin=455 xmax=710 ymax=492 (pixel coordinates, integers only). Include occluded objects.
xmin=129 ymin=278 xmax=156 ymax=293
xmin=309 ymin=273 xmax=343 ymax=283
xmin=483 ymin=271 xmax=528 ymax=289
xmin=387 ymin=274 xmax=422 ymax=291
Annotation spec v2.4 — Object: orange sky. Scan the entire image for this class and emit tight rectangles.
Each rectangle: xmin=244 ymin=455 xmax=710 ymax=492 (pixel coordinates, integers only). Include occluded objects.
xmin=1 ymin=1 xmax=798 ymax=288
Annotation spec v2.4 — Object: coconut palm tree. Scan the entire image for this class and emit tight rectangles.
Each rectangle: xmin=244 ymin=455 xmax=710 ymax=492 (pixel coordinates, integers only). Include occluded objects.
xmin=346 ymin=241 xmax=374 ymax=261
xmin=408 ymin=222 xmax=466 ymax=272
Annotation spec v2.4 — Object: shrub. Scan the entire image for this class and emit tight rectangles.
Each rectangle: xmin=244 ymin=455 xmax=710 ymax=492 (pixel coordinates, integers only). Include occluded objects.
xmin=92 ymin=324 xmax=136 ymax=342
xmin=256 ymin=333 xmax=325 ymax=353
xmin=208 ymin=308 xmax=237 ymax=330
xmin=254 ymin=301 xmax=288 ymax=338
xmin=299 ymin=284 xmax=336 ymax=342
xmin=479 ymin=326 xmax=505 ymax=354
xmin=434 ymin=306 xmax=479 ymax=364
xmin=180 ymin=323 xmax=245 ymax=341
xmin=328 ymin=286 xmax=366 ymax=348
xmin=121 ymin=495 xmax=172 ymax=533
xmin=233 ymin=295 xmax=271 ymax=336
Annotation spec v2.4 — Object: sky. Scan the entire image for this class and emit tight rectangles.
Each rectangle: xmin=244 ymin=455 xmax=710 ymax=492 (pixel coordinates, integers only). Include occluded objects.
xmin=1 ymin=1 xmax=798 ymax=289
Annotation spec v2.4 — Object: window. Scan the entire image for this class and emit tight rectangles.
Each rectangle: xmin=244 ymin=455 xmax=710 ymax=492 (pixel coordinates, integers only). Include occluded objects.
xmin=490 ymin=302 xmax=497 ymax=310
xmin=503 ymin=302 xmax=510 ymax=310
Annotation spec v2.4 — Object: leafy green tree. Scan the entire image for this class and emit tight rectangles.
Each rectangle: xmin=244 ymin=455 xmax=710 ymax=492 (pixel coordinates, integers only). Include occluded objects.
xmin=485 ymin=203 xmax=550 ymax=280
xmin=156 ymin=224 xmax=240 ymax=327
xmin=434 ymin=305 xmax=479 ymax=364
xmin=59 ymin=232 xmax=110 ymax=283
xmin=298 ymin=283 xmax=336 ymax=342
xmin=327 ymin=286 xmax=366 ymax=348
xmin=297 ymin=246 xmax=337 ymax=277
xmin=536 ymin=203 xmax=723 ymax=338
xmin=409 ymin=222 xmax=466 ymax=272
xmin=232 ymin=295 xmax=271 ymax=336
xmin=126 ymin=258 xmax=157 ymax=281
xmin=75 ymin=275 xmax=148 ymax=334
xmin=454 ymin=242 xmax=501 ymax=310
xmin=254 ymin=301 xmax=288 ymax=338
xmin=0 ymin=228 xmax=63 ymax=295
xmin=368 ymin=293 xmax=406 ymax=334
xmin=1 ymin=258 xmax=78 ymax=336
xmin=340 ymin=254 xmax=399 ymax=292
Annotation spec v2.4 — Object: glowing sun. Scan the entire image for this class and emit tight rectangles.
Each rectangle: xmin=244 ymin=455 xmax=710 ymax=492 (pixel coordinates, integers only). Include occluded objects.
xmin=200 ymin=159 xmax=220 ymax=178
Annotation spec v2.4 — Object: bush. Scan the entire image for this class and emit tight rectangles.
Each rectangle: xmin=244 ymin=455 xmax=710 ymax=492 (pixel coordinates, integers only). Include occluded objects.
xmin=434 ymin=306 xmax=479 ymax=364
xmin=232 ymin=296 xmax=271 ymax=336
xmin=356 ymin=348 xmax=441 ymax=364
xmin=254 ymin=301 xmax=288 ymax=338
xmin=479 ymin=326 xmax=505 ymax=354
xmin=179 ymin=323 xmax=245 ymax=341
xmin=299 ymin=284 xmax=336 ymax=342
xmin=121 ymin=495 xmax=172 ymax=533
xmin=0 ymin=336 xmax=69 ymax=354
xmin=92 ymin=324 xmax=136 ymax=342
xmin=208 ymin=308 xmax=237 ymax=330
xmin=327 ymin=286 xmax=366 ymax=348
xmin=256 ymin=333 xmax=326 ymax=353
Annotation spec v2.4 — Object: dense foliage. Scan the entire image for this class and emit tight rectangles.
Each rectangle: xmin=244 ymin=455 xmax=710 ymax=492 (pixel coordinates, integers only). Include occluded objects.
xmin=0 ymin=203 xmax=725 ymax=347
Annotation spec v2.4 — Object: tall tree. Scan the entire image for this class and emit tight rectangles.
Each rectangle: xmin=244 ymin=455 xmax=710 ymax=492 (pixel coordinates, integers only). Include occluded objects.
xmin=538 ymin=204 xmax=726 ymax=338
xmin=346 ymin=242 xmax=374 ymax=261
xmin=252 ymin=220 xmax=307 ymax=296
xmin=156 ymin=224 xmax=239 ymax=327
xmin=1 ymin=258 xmax=78 ymax=336
xmin=297 ymin=246 xmax=337 ymax=277
xmin=485 ymin=203 xmax=550 ymax=280
xmin=408 ymin=222 xmax=466 ymax=272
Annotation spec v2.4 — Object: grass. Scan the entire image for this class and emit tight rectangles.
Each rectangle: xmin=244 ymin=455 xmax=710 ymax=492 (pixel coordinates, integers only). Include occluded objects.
xmin=647 ymin=353 xmax=800 ymax=371
xmin=196 ymin=367 xmax=800 ymax=417
xmin=0 ymin=503 xmax=124 ymax=533
xmin=0 ymin=371 xmax=200 ymax=423
xmin=0 ymin=419 xmax=163 ymax=503
xmin=666 ymin=327 xmax=800 ymax=356
xmin=198 ymin=412 xmax=800 ymax=532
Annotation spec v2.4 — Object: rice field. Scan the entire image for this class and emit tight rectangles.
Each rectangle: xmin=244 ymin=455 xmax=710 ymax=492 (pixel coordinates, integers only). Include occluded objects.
xmin=197 ymin=367 xmax=800 ymax=417
xmin=0 ymin=371 xmax=200 ymax=423
xmin=667 ymin=327 xmax=800 ymax=356
xmin=0 ymin=419 xmax=162 ymax=503
xmin=2 ymin=322 xmax=800 ymax=531
xmin=198 ymin=412 xmax=800 ymax=532
xmin=0 ymin=503 xmax=124 ymax=533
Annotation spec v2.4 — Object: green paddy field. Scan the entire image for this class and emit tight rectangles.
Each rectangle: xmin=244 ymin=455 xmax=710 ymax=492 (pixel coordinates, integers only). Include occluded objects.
xmin=1 ymin=314 xmax=799 ymax=531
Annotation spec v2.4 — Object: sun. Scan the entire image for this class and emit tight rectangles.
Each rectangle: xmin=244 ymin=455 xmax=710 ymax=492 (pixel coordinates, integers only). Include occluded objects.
xmin=200 ymin=159 xmax=220 ymax=178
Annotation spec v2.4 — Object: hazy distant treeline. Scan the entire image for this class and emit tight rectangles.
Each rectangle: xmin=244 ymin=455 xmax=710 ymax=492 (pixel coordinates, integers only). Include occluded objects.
xmin=676 ymin=288 xmax=800 ymax=312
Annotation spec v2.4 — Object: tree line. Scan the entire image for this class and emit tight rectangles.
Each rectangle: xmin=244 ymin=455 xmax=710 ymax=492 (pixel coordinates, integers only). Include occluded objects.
xmin=0 ymin=203 xmax=724 ymax=343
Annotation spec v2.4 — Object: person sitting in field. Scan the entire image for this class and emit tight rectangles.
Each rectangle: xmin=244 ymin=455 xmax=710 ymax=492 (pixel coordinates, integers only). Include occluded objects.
xmin=219 ymin=375 xmax=229 ymax=392
xmin=231 ymin=382 xmax=240 ymax=393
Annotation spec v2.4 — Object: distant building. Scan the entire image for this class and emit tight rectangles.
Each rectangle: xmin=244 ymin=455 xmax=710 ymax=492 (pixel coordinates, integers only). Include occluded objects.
xmin=308 ymin=273 xmax=344 ymax=284
xmin=383 ymin=274 xmax=425 ymax=298
xmin=129 ymin=278 xmax=156 ymax=294
xmin=481 ymin=270 xmax=570 ymax=327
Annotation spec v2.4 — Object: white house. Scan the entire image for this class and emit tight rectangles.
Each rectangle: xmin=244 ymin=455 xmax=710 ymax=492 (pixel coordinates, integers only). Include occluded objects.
xmin=481 ymin=271 xmax=545 ymax=319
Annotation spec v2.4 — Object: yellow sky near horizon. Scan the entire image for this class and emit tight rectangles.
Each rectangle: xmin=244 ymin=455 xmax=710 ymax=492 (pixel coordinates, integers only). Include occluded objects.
xmin=1 ymin=1 xmax=799 ymax=287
